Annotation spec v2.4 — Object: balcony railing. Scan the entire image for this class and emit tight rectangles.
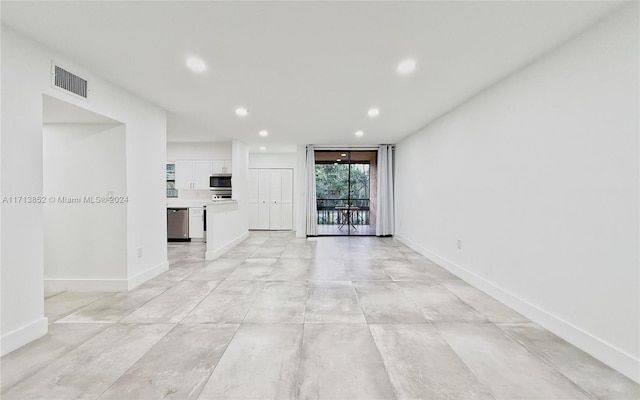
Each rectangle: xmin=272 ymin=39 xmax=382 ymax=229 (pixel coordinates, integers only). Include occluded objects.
xmin=317 ymin=198 xmax=370 ymax=225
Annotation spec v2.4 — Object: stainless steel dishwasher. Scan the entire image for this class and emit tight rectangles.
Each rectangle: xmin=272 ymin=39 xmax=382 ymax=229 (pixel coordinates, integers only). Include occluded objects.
xmin=167 ymin=208 xmax=190 ymax=241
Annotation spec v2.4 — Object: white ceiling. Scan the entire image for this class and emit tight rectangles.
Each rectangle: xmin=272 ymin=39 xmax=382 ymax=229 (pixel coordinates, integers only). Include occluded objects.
xmin=1 ymin=1 xmax=624 ymax=152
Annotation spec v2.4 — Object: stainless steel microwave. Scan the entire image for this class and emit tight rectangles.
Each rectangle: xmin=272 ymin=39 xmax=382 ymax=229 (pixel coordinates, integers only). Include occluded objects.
xmin=210 ymin=174 xmax=232 ymax=196
xmin=210 ymin=174 xmax=231 ymax=188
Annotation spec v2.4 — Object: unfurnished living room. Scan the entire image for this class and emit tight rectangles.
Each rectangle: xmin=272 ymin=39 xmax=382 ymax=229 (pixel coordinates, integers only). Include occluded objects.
xmin=1 ymin=1 xmax=639 ymax=399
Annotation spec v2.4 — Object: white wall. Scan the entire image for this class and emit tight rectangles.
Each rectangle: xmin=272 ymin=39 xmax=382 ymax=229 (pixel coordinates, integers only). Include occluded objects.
xmin=395 ymin=4 xmax=639 ymax=381
xmin=43 ymin=123 xmax=127 ymax=289
xmin=167 ymin=141 xmax=232 ymax=161
xmin=1 ymin=26 xmax=168 ymax=355
xmin=232 ymin=140 xmax=250 ymax=234
xmin=248 ymin=152 xmax=297 ymax=170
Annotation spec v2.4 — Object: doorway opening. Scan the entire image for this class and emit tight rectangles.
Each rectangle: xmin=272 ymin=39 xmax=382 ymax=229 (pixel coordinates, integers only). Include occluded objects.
xmin=42 ymin=95 xmax=127 ymax=295
xmin=315 ymin=150 xmax=377 ymax=236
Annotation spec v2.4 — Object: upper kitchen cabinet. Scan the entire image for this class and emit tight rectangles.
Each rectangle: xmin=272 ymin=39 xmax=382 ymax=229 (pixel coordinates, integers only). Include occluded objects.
xmin=193 ymin=161 xmax=212 ymax=189
xmin=175 ymin=159 xmax=233 ymax=190
xmin=175 ymin=160 xmax=194 ymax=189
xmin=211 ymin=160 xmax=232 ymax=174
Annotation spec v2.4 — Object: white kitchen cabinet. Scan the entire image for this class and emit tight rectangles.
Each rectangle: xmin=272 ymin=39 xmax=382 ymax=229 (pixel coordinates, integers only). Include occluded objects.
xmin=189 ymin=207 xmax=204 ymax=239
xmin=175 ymin=159 xmax=232 ymax=190
xmin=175 ymin=161 xmax=194 ymax=189
xmin=248 ymin=168 xmax=293 ymax=230
xmin=211 ymin=160 xmax=232 ymax=174
xmin=193 ymin=161 xmax=212 ymax=189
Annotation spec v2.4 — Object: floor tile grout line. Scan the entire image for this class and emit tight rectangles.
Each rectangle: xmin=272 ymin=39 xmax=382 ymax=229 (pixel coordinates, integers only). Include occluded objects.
xmin=173 ymin=280 xmax=224 ymax=324
xmin=428 ymin=321 xmax=499 ymax=400
xmin=113 ymin=284 xmax=174 ymax=324
xmin=192 ymin=323 xmax=243 ymax=400
xmin=364 ymin=323 xmax=400 ymax=400
xmin=48 ymin=291 xmax=119 ymax=324
xmin=493 ymin=322 xmax=599 ymax=399
xmin=93 ymin=322 xmax=179 ymax=400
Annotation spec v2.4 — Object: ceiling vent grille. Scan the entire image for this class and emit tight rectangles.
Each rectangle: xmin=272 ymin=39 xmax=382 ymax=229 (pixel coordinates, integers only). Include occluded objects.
xmin=53 ymin=65 xmax=88 ymax=99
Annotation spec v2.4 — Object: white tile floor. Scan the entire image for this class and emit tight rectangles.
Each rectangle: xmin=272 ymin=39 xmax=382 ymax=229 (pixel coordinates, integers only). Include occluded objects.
xmin=1 ymin=232 xmax=638 ymax=399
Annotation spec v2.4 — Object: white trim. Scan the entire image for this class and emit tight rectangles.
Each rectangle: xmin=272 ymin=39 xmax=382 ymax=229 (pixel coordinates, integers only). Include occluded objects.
xmin=43 ymin=261 xmax=169 ymax=292
xmin=205 ymin=231 xmax=250 ymax=260
xmin=127 ymin=261 xmax=169 ymax=290
xmin=1 ymin=317 xmax=48 ymax=356
xmin=396 ymin=234 xmax=640 ymax=384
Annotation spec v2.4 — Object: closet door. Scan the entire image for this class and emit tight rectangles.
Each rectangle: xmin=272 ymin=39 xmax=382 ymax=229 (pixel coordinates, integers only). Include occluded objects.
xmin=248 ymin=169 xmax=260 ymax=229
xmin=258 ymin=169 xmax=271 ymax=229
xmin=280 ymin=169 xmax=293 ymax=230
xmin=269 ymin=170 xmax=283 ymax=229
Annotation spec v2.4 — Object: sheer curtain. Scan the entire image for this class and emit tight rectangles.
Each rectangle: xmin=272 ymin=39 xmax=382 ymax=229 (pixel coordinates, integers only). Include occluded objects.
xmin=305 ymin=145 xmax=318 ymax=236
xmin=376 ymin=145 xmax=394 ymax=236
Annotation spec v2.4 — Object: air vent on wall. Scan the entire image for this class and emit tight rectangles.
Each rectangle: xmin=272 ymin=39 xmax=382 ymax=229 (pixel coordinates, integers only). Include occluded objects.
xmin=52 ymin=65 xmax=88 ymax=99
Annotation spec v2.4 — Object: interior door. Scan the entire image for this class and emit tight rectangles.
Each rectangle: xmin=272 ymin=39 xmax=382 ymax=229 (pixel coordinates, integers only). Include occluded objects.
xmin=248 ymin=169 xmax=260 ymax=229
xmin=258 ymin=169 xmax=271 ymax=229
xmin=269 ymin=170 xmax=283 ymax=229
xmin=281 ymin=169 xmax=293 ymax=229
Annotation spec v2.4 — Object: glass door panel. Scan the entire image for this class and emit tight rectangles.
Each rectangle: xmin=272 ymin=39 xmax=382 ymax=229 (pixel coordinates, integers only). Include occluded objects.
xmin=315 ymin=150 xmax=375 ymax=236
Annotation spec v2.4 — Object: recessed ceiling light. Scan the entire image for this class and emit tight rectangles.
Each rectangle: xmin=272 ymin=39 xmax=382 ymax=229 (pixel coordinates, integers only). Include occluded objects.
xmin=259 ymin=130 xmax=269 ymax=137
xmin=235 ymin=107 xmax=248 ymax=117
xmin=259 ymin=146 xmax=266 ymax=152
xmin=341 ymin=153 xmax=347 ymax=157
xmin=368 ymin=108 xmax=380 ymax=117
xmin=355 ymin=130 xmax=364 ymax=137
xmin=337 ymin=159 xmax=342 ymax=162
xmin=397 ymin=59 xmax=416 ymax=74
xmin=186 ymin=57 xmax=207 ymax=72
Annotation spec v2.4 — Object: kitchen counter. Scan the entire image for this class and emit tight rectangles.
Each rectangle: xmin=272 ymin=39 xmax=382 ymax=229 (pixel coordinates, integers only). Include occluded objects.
xmin=166 ymin=199 xmax=210 ymax=208
xmin=166 ymin=199 xmax=237 ymax=208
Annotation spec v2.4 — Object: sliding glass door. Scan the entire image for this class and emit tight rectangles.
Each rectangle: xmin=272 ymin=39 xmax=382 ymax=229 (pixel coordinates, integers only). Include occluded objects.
xmin=315 ymin=150 xmax=377 ymax=236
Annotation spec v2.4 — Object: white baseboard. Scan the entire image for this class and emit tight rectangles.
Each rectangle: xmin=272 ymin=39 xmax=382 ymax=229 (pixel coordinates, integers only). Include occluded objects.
xmin=206 ymin=231 xmax=250 ymax=260
xmin=44 ymin=261 xmax=169 ymax=292
xmin=127 ymin=261 xmax=169 ymax=290
xmin=1 ymin=317 xmax=48 ymax=356
xmin=395 ymin=234 xmax=640 ymax=384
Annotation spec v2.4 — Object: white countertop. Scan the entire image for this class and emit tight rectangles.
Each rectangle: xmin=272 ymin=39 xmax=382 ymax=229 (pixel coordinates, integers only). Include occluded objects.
xmin=166 ymin=199 xmax=237 ymax=208
xmin=206 ymin=200 xmax=238 ymax=206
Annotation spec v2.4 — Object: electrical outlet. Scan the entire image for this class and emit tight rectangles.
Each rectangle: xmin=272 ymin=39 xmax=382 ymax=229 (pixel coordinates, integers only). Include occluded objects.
xmin=457 ymin=240 xmax=462 ymax=250
xmin=137 ymin=247 xmax=143 ymax=258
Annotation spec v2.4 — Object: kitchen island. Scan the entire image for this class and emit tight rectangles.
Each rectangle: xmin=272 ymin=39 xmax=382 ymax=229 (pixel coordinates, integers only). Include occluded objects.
xmin=205 ymin=200 xmax=249 ymax=260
